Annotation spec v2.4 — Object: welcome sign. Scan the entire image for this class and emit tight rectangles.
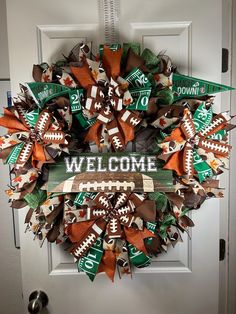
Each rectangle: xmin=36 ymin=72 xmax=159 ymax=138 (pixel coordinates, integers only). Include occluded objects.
xmin=48 ymin=152 xmax=174 ymax=193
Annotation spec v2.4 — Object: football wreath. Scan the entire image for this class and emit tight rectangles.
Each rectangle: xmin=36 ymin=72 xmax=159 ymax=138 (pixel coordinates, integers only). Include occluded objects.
xmin=0 ymin=42 xmax=234 ymax=281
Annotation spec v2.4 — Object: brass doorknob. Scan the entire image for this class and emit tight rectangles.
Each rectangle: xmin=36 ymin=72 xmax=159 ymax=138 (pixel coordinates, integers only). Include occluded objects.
xmin=28 ymin=290 xmax=48 ymax=314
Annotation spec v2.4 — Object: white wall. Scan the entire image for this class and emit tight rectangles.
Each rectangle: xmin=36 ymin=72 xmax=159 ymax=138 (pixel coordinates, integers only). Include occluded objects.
xmin=0 ymin=0 xmax=24 ymax=313
xmin=0 ymin=0 xmax=10 ymax=79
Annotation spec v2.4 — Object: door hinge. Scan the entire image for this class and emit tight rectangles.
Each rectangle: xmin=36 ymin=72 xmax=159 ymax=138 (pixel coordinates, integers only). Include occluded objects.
xmin=219 ymin=239 xmax=226 ymax=261
xmin=222 ymin=48 xmax=229 ymax=73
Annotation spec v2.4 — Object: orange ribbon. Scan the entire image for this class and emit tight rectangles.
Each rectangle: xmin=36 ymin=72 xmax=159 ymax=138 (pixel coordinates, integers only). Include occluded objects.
xmin=98 ymin=250 xmax=116 ymax=282
xmin=102 ymin=46 xmax=123 ymax=78
xmin=65 ymin=221 xmax=95 ymax=243
xmin=70 ymin=62 xmax=96 ymax=89
xmin=124 ymin=227 xmax=156 ymax=255
xmin=163 ymin=150 xmax=185 ymax=176
xmin=0 ymin=108 xmax=28 ymax=132
xmin=84 ymin=116 xmax=135 ymax=149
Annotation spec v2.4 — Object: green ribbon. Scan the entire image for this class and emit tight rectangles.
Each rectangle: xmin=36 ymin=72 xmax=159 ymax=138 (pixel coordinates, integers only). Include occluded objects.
xmin=128 ymin=87 xmax=151 ymax=110
xmin=145 ymin=221 xmax=157 ymax=246
xmin=77 ymin=236 xmax=103 ymax=281
xmin=69 ymin=89 xmax=84 ymax=113
xmin=141 ymin=48 xmax=161 ymax=73
xmin=146 ymin=221 xmax=157 ymax=233
xmin=193 ymin=102 xmax=213 ymax=132
xmin=159 ymin=214 xmax=176 ymax=239
xmin=192 ymin=150 xmax=213 ymax=182
xmin=127 ymin=243 xmax=151 ymax=268
xmin=154 ymin=89 xmax=174 ymax=105
xmin=74 ymin=192 xmax=97 ymax=206
xmin=180 ymin=207 xmax=191 ymax=217
xmin=74 ymin=112 xmax=96 ymax=129
xmin=208 ymin=129 xmax=227 ymax=141
xmin=159 ymin=131 xmax=168 ymax=140
xmin=24 ymin=187 xmax=47 ymax=210
xmin=25 ymin=108 xmax=40 ymax=128
xmin=148 ymin=191 xmax=168 ymax=212
xmin=123 ymin=67 xmax=151 ymax=111
xmin=69 ymin=89 xmax=97 ymax=128
xmin=6 ymin=142 xmax=25 ymax=164
xmin=125 ymin=67 xmax=151 ymax=88
xmin=122 ymin=43 xmax=141 ymax=58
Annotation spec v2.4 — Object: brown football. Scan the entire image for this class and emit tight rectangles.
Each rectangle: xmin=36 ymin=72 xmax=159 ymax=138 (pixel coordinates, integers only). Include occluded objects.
xmin=51 ymin=172 xmax=173 ymax=193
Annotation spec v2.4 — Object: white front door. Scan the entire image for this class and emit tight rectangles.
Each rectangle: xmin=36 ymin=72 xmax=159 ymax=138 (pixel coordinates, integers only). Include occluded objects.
xmin=6 ymin=1 xmax=224 ymax=313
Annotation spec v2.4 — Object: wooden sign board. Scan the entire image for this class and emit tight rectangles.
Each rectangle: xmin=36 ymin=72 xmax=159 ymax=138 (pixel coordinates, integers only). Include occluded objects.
xmin=48 ymin=152 xmax=174 ymax=193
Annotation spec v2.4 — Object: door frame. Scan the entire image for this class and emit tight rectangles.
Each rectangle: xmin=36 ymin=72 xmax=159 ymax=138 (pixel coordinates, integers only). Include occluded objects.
xmin=220 ymin=0 xmax=236 ymax=313
xmin=227 ymin=0 xmax=236 ymax=313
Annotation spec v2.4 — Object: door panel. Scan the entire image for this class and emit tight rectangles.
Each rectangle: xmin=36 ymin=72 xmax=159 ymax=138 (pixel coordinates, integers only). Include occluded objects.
xmin=49 ymin=231 xmax=190 ymax=275
xmin=37 ymin=24 xmax=99 ymax=63
xmin=6 ymin=1 xmax=222 ymax=313
xmin=130 ymin=22 xmax=191 ymax=75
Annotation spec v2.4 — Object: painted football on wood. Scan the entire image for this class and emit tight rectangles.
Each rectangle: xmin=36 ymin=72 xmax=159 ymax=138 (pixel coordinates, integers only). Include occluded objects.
xmin=51 ymin=172 xmax=173 ymax=193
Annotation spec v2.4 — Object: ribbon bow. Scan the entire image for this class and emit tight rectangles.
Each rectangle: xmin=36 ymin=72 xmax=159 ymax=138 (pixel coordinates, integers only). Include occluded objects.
xmin=70 ymin=46 xmax=150 ymax=151
xmin=0 ymin=103 xmax=70 ymax=166
xmin=84 ymin=78 xmax=142 ymax=150
xmin=159 ymin=103 xmax=231 ymax=182
xmin=66 ymin=192 xmax=151 ymax=255
xmin=64 ymin=192 xmax=155 ymax=279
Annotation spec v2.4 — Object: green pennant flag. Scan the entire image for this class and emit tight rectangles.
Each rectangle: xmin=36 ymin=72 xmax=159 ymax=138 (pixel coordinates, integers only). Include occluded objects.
xmin=25 ymin=82 xmax=71 ymax=108
xmin=172 ymin=73 xmax=235 ymax=101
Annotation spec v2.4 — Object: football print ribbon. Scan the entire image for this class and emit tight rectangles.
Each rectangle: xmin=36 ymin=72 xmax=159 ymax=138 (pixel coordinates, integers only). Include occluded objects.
xmin=159 ymin=103 xmax=232 ymax=182
xmin=64 ymin=192 xmax=156 ymax=280
xmin=84 ymin=79 xmax=141 ymax=151
xmin=70 ymin=46 xmax=152 ymax=151
xmin=0 ymin=103 xmax=70 ymax=167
